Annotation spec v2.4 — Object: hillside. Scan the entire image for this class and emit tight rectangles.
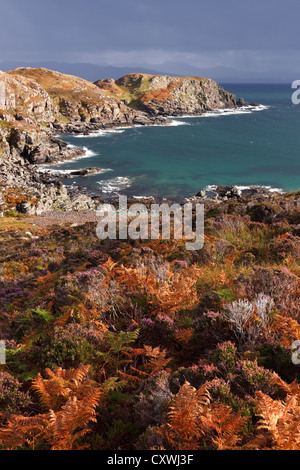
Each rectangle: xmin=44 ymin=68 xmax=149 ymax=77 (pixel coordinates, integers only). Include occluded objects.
xmin=95 ymin=73 xmax=238 ymax=115
xmin=0 ymin=67 xmax=243 ymax=215
xmin=0 ymin=189 xmax=299 ymax=449
xmin=0 ymin=68 xmax=239 ymax=169
xmin=0 ymin=67 xmax=300 ymax=452
xmin=4 ymin=68 xmax=153 ymax=133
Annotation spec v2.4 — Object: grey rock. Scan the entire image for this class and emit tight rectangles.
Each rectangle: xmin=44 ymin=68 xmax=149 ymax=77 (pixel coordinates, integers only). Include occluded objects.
xmin=216 ymin=185 xmax=240 ymax=199
xmin=16 ymin=202 xmax=36 ymax=215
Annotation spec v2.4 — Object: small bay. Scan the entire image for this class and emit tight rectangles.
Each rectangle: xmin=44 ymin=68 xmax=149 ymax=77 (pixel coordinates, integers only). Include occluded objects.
xmin=48 ymin=84 xmax=300 ymax=200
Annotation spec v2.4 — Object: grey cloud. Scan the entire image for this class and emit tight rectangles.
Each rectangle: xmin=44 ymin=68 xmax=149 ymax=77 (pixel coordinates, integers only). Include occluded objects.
xmin=0 ymin=0 xmax=299 ymax=78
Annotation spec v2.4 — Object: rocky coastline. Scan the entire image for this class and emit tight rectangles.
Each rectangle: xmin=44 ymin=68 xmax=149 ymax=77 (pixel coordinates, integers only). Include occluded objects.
xmin=0 ymin=67 xmax=286 ymax=217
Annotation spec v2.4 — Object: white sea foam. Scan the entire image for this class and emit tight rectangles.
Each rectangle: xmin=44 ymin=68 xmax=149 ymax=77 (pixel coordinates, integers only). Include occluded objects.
xmin=74 ymin=122 xmax=190 ymax=134
xmin=168 ymin=120 xmax=190 ymax=126
xmin=204 ymin=184 xmax=283 ymax=195
xmin=48 ymin=147 xmax=98 ymax=166
xmin=251 ymin=104 xmax=269 ymax=111
xmin=168 ymin=105 xmax=269 ymax=120
xmin=201 ymin=105 xmax=269 ymax=118
xmin=80 ymin=147 xmax=97 ymax=158
xmin=89 ymin=129 xmax=125 ymax=137
xmin=73 ymin=128 xmax=125 ymax=138
xmin=37 ymin=166 xmax=112 ymax=176
xmin=145 ymin=119 xmax=190 ymax=128
xmin=97 ymin=176 xmax=133 ymax=193
xmin=37 ymin=167 xmax=75 ymax=175
xmin=203 ymin=109 xmax=252 ymax=117
xmin=167 ymin=114 xmax=201 ymax=119
xmin=37 ymin=146 xmax=100 ymax=174
xmin=114 ymin=125 xmax=143 ymax=129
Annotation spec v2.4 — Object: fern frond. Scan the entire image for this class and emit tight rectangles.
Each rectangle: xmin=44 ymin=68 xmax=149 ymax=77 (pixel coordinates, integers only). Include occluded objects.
xmin=49 ymin=387 xmax=101 ymax=450
xmin=209 ymin=402 xmax=247 ymax=450
xmin=245 ymin=388 xmax=300 ymax=450
xmin=175 ymin=328 xmax=194 ymax=344
xmin=0 ymin=414 xmax=47 ymax=450
xmin=144 ymin=345 xmax=171 ymax=375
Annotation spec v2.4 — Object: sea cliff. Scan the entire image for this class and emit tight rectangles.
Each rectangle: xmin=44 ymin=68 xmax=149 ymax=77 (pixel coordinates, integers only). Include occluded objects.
xmin=0 ymin=68 xmax=246 ymax=214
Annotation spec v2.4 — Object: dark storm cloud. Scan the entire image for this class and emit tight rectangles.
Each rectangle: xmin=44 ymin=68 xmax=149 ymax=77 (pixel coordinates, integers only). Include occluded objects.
xmin=0 ymin=0 xmax=299 ymax=72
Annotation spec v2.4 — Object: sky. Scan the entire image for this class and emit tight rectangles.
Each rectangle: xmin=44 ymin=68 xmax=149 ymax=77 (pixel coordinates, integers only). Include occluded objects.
xmin=1 ymin=0 xmax=300 ymax=79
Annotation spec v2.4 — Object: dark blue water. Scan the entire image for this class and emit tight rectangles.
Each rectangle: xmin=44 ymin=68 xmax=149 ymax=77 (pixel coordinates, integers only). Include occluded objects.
xmin=48 ymin=84 xmax=300 ymax=200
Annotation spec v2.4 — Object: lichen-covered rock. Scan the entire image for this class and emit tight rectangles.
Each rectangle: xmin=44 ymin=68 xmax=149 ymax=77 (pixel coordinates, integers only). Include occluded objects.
xmin=101 ymin=73 xmax=239 ymax=116
xmin=7 ymin=68 xmax=148 ymax=128
xmin=0 ymin=67 xmax=246 ymax=215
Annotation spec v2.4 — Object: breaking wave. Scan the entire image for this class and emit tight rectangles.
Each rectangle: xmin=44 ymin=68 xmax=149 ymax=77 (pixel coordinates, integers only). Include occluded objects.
xmin=201 ymin=105 xmax=269 ymax=118
xmin=205 ymin=184 xmax=284 ymax=195
xmin=97 ymin=176 xmax=133 ymax=193
xmin=73 ymin=129 xmax=125 ymax=138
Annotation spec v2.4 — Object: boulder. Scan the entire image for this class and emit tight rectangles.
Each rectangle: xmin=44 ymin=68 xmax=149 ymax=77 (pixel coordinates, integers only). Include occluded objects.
xmin=216 ymin=185 xmax=240 ymax=199
xmin=69 ymin=167 xmax=104 ymax=177
xmin=16 ymin=202 xmax=36 ymax=215
xmin=196 ymin=190 xmax=206 ymax=198
xmin=237 ymin=98 xmax=249 ymax=107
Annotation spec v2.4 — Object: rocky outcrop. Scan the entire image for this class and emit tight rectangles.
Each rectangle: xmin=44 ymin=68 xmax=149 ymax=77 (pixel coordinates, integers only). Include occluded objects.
xmin=7 ymin=68 xmax=166 ymax=132
xmin=47 ymin=167 xmax=105 ymax=178
xmin=191 ymin=185 xmax=283 ymax=204
xmin=0 ymin=151 xmax=102 ymax=215
xmin=0 ymin=68 xmax=169 ymax=163
xmin=0 ymin=67 xmax=250 ymax=215
xmin=68 ymin=167 xmax=104 ymax=177
xmin=7 ymin=128 xmax=86 ymax=164
xmin=95 ymin=73 xmax=239 ymax=116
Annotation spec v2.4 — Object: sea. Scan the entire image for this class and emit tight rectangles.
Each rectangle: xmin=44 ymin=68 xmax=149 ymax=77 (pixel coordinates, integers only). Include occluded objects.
xmin=40 ymin=84 xmax=300 ymax=201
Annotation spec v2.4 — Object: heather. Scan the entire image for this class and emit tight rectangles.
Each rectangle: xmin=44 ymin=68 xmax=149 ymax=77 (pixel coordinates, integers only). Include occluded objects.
xmin=0 ymin=191 xmax=299 ymax=450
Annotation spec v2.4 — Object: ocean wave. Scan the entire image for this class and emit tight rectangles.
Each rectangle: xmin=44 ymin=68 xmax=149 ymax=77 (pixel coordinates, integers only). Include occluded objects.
xmin=203 ymin=109 xmax=252 ymax=117
xmin=144 ymin=120 xmax=190 ymax=128
xmin=37 ymin=146 xmax=101 ymax=174
xmin=37 ymin=166 xmax=112 ymax=176
xmin=49 ymin=147 xmax=98 ymax=165
xmin=89 ymin=129 xmax=125 ymax=137
xmin=168 ymin=120 xmax=190 ymax=126
xmin=167 ymin=114 xmax=201 ymax=119
xmin=80 ymin=147 xmax=97 ymax=158
xmin=204 ymin=184 xmax=284 ymax=195
xmin=201 ymin=105 xmax=269 ymax=118
xmin=73 ymin=129 xmax=125 ymax=138
xmin=37 ymin=167 xmax=75 ymax=175
xmin=167 ymin=105 xmax=269 ymax=120
xmin=114 ymin=125 xmax=143 ymax=129
xmin=97 ymin=176 xmax=133 ymax=193
xmin=250 ymin=104 xmax=269 ymax=111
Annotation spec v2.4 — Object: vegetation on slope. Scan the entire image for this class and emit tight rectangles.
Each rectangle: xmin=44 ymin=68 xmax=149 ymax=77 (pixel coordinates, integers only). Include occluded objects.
xmin=8 ymin=68 xmax=108 ymax=105
xmin=95 ymin=73 xmax=237 ymax=113
xmin=0 ymin=192 xmax=299 ymax=450
xmin=7 ymin=68 xmax=123 ymax=122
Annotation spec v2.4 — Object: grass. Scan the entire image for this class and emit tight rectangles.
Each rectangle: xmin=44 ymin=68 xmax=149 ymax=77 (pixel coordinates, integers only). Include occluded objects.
xmin=8 ymin=68 xmax=110 ymax=111
xmin=0 ymin=216 xmax=40 ymax=236
xmin=0 ymin=193 xmax=298 ymax=450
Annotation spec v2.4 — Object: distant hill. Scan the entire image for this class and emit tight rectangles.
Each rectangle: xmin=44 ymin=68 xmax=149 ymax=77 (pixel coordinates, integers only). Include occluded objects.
xmin=0 ymin=61 xmax=292 ymax=84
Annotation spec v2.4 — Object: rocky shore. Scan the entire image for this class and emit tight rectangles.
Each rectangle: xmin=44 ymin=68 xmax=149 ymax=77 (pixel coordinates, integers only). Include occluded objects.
xmin=0 ymin=67 xmax=270 ymax=216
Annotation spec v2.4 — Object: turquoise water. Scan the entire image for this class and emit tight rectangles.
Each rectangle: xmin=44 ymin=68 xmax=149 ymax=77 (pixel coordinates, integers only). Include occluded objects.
xmin=47 ymin=84 xmax=300 ymax=200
